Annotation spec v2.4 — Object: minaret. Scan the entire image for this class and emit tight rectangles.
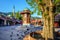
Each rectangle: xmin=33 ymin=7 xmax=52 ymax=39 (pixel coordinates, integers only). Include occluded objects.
xmin=12 ymin=5 xmax=15 ymax=17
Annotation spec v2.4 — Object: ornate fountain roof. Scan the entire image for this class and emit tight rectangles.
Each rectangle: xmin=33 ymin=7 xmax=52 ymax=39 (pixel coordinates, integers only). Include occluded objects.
xmin=23 ymin=8 xmax=30 ymax=11
xmin=21 ymin=8 xmax=30 ymax=14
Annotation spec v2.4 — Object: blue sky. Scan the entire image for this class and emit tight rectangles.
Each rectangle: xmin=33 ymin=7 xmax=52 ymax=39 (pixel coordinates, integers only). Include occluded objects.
xmin=0 ymin=0 xmax=31 ymax=12
xmin=0 ymin=0 xmax=42 ymax=18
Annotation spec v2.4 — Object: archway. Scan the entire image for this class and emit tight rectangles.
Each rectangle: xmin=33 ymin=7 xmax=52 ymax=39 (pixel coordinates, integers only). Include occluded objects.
xmin=0 ymin=19 xmax=4 ymax=26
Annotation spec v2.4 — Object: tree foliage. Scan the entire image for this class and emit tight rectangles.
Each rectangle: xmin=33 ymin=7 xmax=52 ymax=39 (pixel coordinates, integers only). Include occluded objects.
xmin=55 ymin=0 xmax=60 ymax=4
xmin=15 ymin=11 xmax=22 ymax=20
xmin=26 ymin=0 xmax=42 ymax=15
xmin=26 ymin=0 xmax=60 ymax=16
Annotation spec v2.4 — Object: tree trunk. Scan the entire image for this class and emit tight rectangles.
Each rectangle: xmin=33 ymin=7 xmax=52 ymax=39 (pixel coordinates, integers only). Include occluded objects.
xmin=49 ymin=0 xmax=54 ymax=40
xmin=35 ymin=0 xmax=54 ymax=40
xmin=42 ymin=0 xmax=54 ymax=40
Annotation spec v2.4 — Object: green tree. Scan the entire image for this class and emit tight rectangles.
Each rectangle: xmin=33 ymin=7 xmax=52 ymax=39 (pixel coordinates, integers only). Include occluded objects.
xmin=19 ymin=14 xmax=22 ymax=20
xmin=15 ymin=11 xmax=22 ymax=20
xmin=26 ymin=0 xmax=60 ymax=40
xmin=11 ymin=12 xmax=14 ymax=17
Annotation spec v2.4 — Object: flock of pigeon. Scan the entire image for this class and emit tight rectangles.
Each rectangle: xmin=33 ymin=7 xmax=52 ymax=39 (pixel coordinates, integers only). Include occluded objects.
xmin=0 ymin=25 xmax=42 ymax=40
